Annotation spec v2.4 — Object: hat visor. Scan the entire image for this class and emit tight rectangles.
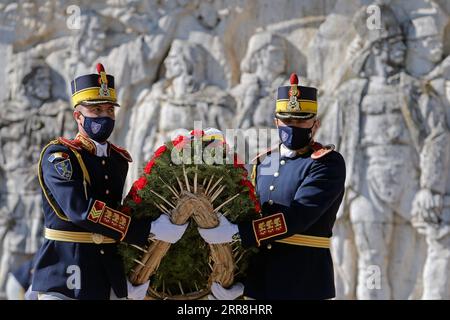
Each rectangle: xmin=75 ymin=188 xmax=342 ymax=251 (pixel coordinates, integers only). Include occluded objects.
xmin=77 ymin=100 xmax=120 ymax=107
xmin=275 ymin=112 xmax=315 ymax=120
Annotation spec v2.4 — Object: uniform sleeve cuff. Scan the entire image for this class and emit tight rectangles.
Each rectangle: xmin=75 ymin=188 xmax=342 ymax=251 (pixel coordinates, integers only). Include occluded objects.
xmin=237 ymin=221 xmax=258 ymax=248
xmin=123 ymin=216 xmax=152 ymax=246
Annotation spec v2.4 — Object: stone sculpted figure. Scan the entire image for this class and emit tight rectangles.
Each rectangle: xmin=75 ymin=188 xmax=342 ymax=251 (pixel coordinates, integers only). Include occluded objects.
xmin=125 ymin=39 xmax=235 ymax=186
xmin=405 ymin=6 xmax=450 ymax=299
xmin=324 ymin=4 xmax=441 ymax=299
xmin=0 ymin=57 xmax=75 ymax=298
xmin=231 ymin=31 xmax=289 ymax=129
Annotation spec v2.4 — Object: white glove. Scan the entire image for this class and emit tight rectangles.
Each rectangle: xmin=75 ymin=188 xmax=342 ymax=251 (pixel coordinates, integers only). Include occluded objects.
xmin=208 ymin=282 xmax=244 ymax=300
xmin=127 ymin=280 xmax=149 ymax=300
xmin=198 ymin=214 xmax=239 ymax=244
xmin=150 ymin=214 xmax=189 ymax=243
xmin=24 ymin=285 xmax=39 ymax=300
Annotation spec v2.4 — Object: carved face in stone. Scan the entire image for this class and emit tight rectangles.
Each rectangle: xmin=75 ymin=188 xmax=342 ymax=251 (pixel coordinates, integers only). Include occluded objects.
xmin=406 ymin=16 xmax=444 ymax=64
xmin=23 ymin=66 xmax=52 ymax=102
xmin=165 ymin=48 xmax=186 ymax=79
xmin=164 ymin=40 xmax=205 ymax=82
xmin=85 ymin=16 xmax=106 ymax=53
xmin=38 ymin=0 xmax=53 ymax=23
xmin=387 ymin=36 xmax=406 ymax=66
xmin=78 ymin=13 xmax=106 ymax=61
xmin=371 ymin=35 xmax=406 ymax=68
xmin=197 ymin=1 xmax=219 ymax=29
xmin=408 ymin=35 xmax=443 ymax=63
xmin=241 ymin=32 xmax=287 ymax=77
xmin=258 ymin=44 xmax=286 ymax=75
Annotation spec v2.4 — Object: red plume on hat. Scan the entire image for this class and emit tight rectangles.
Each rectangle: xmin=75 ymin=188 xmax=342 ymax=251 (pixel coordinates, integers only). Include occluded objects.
xmin=289 ymin=72 xmax=300 ymax=98
xmin=290 ymin=73 xmax=298 ymax=85
xmin=96 ymin=63 xmax=108 ymax=85
xmin=96 ymin=63 xmax=105 ymax=74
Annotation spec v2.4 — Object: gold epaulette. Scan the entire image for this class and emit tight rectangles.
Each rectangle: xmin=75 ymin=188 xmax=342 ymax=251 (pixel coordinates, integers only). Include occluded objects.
xmin=311 ymin=142 xmax=335 ymax=160
xmin=58 ymin=137 xmax=83 ymax=151
xmin=110 ymin=143 xmax=133 ymax=162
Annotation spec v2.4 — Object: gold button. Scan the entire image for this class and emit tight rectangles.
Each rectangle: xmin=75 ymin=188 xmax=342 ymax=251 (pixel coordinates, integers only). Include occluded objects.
xmin=106 ymin=190 xmax=110 ymax=195
xmin=92 ymin=233 xmax=104 ymax=244
xmin=100 ymin=249 xmax=105 ymax=255
xmin=280 ymin=160 xmax=286 ymax=165
xmin=105 ymin=175 xmax=109 ymax=180
xmin=267 ymin=244 xmax=272 ymax=249
xmin=102 ymin=160 xmax=106 ymax=165
xmin=269 ymin=185 xmax=274 ymax=191
xmin=274 ymin=172 xmax=279 ymax=177
xmin=268 ymin=200 xmax=273 ymax=205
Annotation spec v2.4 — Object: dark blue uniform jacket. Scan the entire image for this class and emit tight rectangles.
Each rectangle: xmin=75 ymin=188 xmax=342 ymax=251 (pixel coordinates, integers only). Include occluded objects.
xmin=238 ymin=144 xmax=346 ymax=300
xmin=32 ymin=134 xmax=151 ymax=299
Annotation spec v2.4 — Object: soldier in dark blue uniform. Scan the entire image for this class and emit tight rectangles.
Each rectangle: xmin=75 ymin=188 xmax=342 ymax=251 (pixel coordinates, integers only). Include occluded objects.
xmin=199 ymin=73 xmax=346 ymax=300
xmin=31 ymin=64 xmax=188 ymax=300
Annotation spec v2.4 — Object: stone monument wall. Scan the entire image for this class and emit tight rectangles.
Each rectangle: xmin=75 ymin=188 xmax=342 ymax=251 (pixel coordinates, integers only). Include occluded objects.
xmin=1 ymin=0 xmax=449 ymax=299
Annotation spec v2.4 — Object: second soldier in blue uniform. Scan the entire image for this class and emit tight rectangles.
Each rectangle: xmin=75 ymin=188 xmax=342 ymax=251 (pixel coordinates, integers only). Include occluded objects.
xmin=198 ymin=73 xmax=346 ymax=300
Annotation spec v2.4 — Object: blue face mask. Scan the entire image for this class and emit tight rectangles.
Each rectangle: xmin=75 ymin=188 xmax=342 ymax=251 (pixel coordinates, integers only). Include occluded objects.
xmin=278 ymin=124 xmax=313 ymax=150
xmin=80 ymin=113 xmax=115 ymax=143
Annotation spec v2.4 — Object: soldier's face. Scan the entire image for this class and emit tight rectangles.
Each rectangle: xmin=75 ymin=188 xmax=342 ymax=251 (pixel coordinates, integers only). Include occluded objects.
xmin=74 ymin=104 xmax=115 ymax=125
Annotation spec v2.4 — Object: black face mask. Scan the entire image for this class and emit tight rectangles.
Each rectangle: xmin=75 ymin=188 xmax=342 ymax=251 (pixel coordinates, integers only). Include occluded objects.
xmin=80 ymin=112 xmax=115 ymax=143
xmin=278 ymin=123 xmax=314 ymax=150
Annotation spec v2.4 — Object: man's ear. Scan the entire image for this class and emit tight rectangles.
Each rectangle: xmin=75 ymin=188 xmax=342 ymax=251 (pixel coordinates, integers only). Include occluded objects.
xmin=314 ymin=118 xmax=321 ymax=129
xmin=73 ymin=110 xmax=83 ymax=125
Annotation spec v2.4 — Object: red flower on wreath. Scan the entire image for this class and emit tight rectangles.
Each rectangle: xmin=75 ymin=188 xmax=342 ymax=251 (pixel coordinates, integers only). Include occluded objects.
xmin=240 ymin=178 xmax=260 ymax=213
xmin=190 ymin=129 xmax=204 ymax=137
xmin=144 ymin=160 xmax=155 ymax=174
xmin=120 ymin=205 xmax=132 ymax=215
xmin=144 ymin=144 xmax=168 ymax=174
xmin=134 ymin=176 xmax=148 ymax=190
xmin=133 ymin=195 xmax=142 ymax=204
xmin=172 ymin=135 xmax=189 ymax=150
xmin=130 ymin=143 xmax=170 ymax=204
xmin=240 ymin=179 xmax=253 ymax=189
xmin=128 ymin=186 xmax=142 ymax=204
xmin=154 ymin=145 xmax=167 ymax=157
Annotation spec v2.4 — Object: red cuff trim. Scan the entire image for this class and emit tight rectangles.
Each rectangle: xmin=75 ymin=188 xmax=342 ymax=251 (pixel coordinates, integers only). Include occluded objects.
xmin=88 ymin=200 xmax=106 ymax=223
xmin=88 ymin=200 xmax=131 ymax=240
xmin=252 ymin=212 xmax=287 ymax=246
